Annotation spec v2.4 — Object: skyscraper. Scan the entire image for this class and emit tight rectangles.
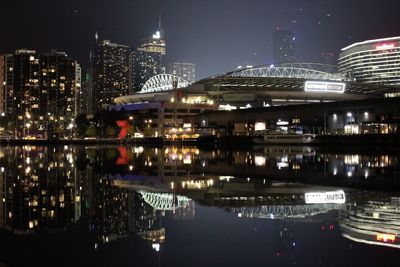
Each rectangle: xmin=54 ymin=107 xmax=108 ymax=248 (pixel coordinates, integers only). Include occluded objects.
xmin=3 ymin=49 xmax=80 ymax=138
xmin=77 ymin=72 xmax=92 ymax=114
xmin=130 ymin=18 xmax=166 ymax=92
xmin=138 ymin=16 xmax=166 ymax=56
xmin=168 ymin=62 xmax=196 ymax=83
xmin=273 ymin=29 xmax=295 ymax=65
xmin=0 ymin=55 xmax=5 ymax=114
xmin=91 ymin=40 xmax=130 ymax=112
xmin=130 ymin=51 xmax=164 ymax=92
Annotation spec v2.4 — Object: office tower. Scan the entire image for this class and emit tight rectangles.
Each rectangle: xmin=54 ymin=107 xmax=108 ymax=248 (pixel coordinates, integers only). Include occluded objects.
xmin=130 ymin=51 xmax=164 ymax=92
xmin=138 ymin=16 xmax=166 ymax=56
xmin=91 ymin=40 xmax=130 ymax=111
xmin=130 ymin=18 xmax=166 ymax=93
xmin=168 ymin=62 xmax=196 ymax=83
xmin=273 ymin=29 xmax=295 ymax=65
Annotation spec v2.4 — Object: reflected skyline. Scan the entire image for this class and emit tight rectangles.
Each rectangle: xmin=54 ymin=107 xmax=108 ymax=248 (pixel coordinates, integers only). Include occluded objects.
xmin=0 ymin=145 xmax=400 ymax=266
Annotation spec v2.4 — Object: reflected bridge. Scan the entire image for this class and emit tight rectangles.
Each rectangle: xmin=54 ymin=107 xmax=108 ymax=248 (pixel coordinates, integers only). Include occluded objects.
xmin=138 ymin=190 xmax=191 ymax=211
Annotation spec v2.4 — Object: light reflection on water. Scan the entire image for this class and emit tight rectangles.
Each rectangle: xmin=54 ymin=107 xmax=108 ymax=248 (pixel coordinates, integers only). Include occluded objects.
xmin=0 ymin=145 xmax=399 ymax=266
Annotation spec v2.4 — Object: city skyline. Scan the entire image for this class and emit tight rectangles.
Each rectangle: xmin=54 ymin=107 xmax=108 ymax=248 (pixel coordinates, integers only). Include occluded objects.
xmin=2 ymin=0 xmax=399 ymax=79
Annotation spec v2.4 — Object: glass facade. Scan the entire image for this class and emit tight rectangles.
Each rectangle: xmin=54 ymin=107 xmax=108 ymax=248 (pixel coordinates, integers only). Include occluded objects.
xmin=339 ymin=37 xmax=400 ymax=86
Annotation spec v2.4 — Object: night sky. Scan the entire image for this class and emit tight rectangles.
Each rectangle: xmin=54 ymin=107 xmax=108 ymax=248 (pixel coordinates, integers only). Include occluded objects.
xmin=2 ymin=0 xmax=399 ymax=79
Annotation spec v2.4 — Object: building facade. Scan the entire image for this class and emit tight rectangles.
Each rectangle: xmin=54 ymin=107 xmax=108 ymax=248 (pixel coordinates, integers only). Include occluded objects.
xmin=91 ymin=40 xmax=131 ymax=112
xmin=273 ymin=29 xmax=295 ymax=65
xmin=0 ymin=55 xmax=5 ymax=113
xmin=168 ymin=62 xmax=196 ymax=83
xmin=3 ymin=49 xmax=80 ymax=138
xmin=339 ymin=36 xmax=400 ymax=86
xmin=129 ymin=23 xmax=166 ymax=93
xmin=129 ymin=51 xmax=164 ymax=92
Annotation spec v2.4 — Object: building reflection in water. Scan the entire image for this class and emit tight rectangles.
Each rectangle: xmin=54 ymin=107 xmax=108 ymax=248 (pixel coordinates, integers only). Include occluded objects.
xmin=340 ymin=195 xmax=400 ymax=249
xmin=0 ymin=146 xmax=194 ymax=253
xmin=0 ymin=144 xmax=400 ymax=256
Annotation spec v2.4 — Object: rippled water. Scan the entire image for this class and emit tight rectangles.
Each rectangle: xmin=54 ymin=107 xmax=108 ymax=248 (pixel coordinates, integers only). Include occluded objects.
xmin=0 ymin=145 xmax=399 ymax=266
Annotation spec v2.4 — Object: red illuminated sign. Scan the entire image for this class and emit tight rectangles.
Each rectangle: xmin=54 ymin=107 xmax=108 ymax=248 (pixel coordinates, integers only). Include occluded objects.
xmin=376 ymin=233 xmax=396 ymax=243
xmin=376 ymin=43 xmax=395 ymax=50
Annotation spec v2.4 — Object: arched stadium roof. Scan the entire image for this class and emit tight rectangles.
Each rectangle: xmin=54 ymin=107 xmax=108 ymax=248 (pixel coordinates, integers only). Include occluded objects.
xmin=211 ymin=63 xmax=345 ymax=81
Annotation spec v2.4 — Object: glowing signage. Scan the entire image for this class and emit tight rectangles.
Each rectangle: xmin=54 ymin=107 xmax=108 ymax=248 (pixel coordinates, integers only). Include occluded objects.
xmin=254 ymin=156 xmax=266 ymax=166
xmin=305 ymin=190 xmax=346 ymax=204
xmin=152 ymin=31 xmax=161 ymax=39
xmin=376 ymin=43 xmax=395 ymax=50
xmin=305 ymin=81 xmax=346 ymax=94
xmin=376 ymin=233 xmax=396 ymax=243
xmin=255 ymin=122 xmax=266 ymax=131
xmin=276 ymin=120 xmax=289 ymax=126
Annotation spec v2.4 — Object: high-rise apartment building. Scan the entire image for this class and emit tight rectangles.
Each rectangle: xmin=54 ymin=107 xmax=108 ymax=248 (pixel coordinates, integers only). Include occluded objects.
xmin=91 ymin=40 xmax=130 ymax=112
xmin=339 ymin=36 xmax=400 ymax=86
xmin=168 ymin=62 xmax=196 ymax=83
xmin=0 ymin=55 xmax=5 ymax=113
xmin=273 ymin=29 xmax=295 ymax=65
xmin=3 ymin=49 xmax=80 ymax=138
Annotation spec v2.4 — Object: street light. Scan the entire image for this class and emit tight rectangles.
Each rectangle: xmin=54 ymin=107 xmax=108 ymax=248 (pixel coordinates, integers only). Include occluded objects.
xmin=25 ymin=123 xmax=31 ymax=137
xmin=68 ymin=123 xmax=74 ymax=139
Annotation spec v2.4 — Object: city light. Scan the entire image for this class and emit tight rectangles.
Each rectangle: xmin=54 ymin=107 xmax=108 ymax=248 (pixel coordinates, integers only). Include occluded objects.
xmin=305 ymin=81 xmax=346 ymax=93
xmin=1 ymin=3 xmax=400 ymax=266
xmin=376 ymin=43 xmax=395 ymax=50
xmin=305 ymin=190 xmax=346 ymax=204
xmin=376 ymin=233 xmax=396 ymax=243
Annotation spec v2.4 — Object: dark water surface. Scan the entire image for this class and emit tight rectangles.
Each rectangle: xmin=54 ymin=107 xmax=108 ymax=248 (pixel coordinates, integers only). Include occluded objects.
xmin=0 ymin=145 xmax=399 ymax=266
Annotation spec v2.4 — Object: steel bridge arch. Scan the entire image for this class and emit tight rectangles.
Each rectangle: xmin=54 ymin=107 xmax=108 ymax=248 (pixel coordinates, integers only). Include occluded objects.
xmin=140 ymin=74 xmax=190 ymax=94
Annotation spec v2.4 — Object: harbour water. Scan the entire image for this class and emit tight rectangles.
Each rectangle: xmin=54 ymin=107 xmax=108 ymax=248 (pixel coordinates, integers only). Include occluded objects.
xmin=0 ymin=145 xmax=399 ymax=266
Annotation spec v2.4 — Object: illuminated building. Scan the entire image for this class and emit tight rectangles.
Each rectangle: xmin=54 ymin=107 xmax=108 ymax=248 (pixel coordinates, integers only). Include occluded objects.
xmin=114 ymin=63 xmax=400 ymax=136
xmin=0 ymin=146 xmax=82 ymax=233
xmin=0 ymin=55 xmax=4 ymax=114
xmin=91 ymin=40 xmax=130 ymax=112
xmin=339 ymin=36 xmax=400 ymax=86
xmin=129 ymin=18 xmax=166 ymax=93
xmin=129 ymin=51 xmax=164 ymax=92
xmin=168 ymin=62 xmax=196 ymax=83
xmin=77 ymin=72 xmax=92 ymax=114
xmin=340 ymin=198 xmax=400 ymax=249
xmin=273 ymin=29 xmax=295 ymax=64
xmin=138 ymin=16 xmax=166 ymax=56
xmin=3 ymin=49 xmax=81 ymax=138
